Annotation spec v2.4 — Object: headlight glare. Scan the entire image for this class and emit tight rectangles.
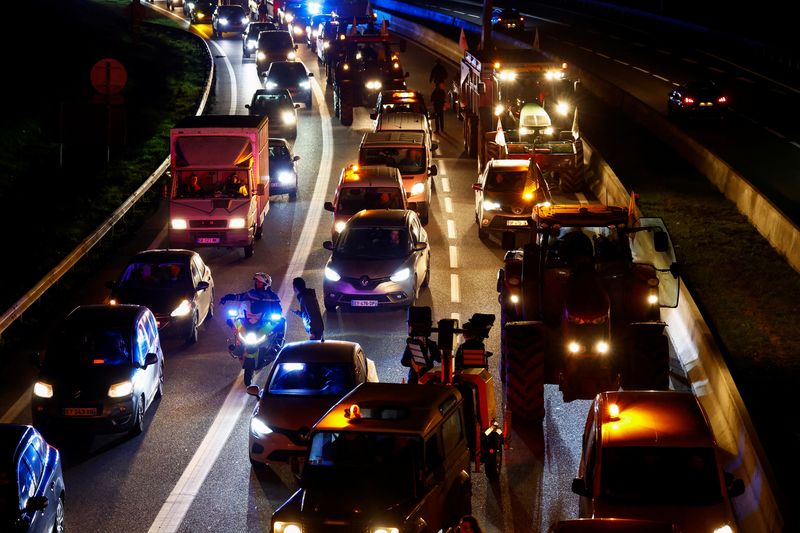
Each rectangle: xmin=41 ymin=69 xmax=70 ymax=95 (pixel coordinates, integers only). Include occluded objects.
xmin=265 ymin=81 xmax=277 ymax=89
xmin=171 ymin=218 xmax=188 ymax=230
xmin=219 ymin=17 xmax=228 ymax=25
xmin=281 ymin=111 xmax=296 ymax=125
xmin=33 ymin=382 xmax=53 ymax=399
xmin=390 ymin=268 xmax=410 ymax=282
xmin=568 ymin=341 xmax=581 ymax=354
xmin=372 ymin=528 xmax=400 ymax=533
xmin=334 ymin=220 xmax=346 ymax=233
xmin=596 ymin=341 xmax=610 ymax=354
xmin=483 ymin=200 xmax=501 ymax=211
xmin=287 ymin=51 xmax=297 ymax=60
xmin=108 ymin=381 xmax=133 ymax=398
xmin=410 ymin=182 xmax=425 ymax=196
xmin=278 ymin=171 xmax=295 ymax=184
xmin=300 ymin=81 xmax=311 ymax=89
xmin=251 ymin=417 xmax=273 ymax=436
xmin=713 ymin=527 xmax=733 ymax=533
xmin=274 ymin=522 xmax=302 ymax=533
xmin=324 ymin=266 xmax=341 ymax=281
xmin=229 ymin=218 xmax=246 ymax=229
xmin=170 ymin=299 xmax=192 ymax=317
xmin=556 ymin=101 xmax=570 ymax=116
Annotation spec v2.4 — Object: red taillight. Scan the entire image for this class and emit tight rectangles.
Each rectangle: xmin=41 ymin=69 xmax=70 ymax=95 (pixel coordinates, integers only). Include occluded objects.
xmin=717 ymin=96 xmax=727 ymax=104
xmin=683 ymin=97 xmax=694 ymax=105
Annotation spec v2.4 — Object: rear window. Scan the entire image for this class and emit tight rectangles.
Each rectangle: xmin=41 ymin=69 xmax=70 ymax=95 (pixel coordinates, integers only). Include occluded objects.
xmin=337 ymin=187 xmax=405 ymax=215
xmin=359 ymin=147 xmax=426 ymax=175
xmin=259 ymin=31 xmax=293 ymax=49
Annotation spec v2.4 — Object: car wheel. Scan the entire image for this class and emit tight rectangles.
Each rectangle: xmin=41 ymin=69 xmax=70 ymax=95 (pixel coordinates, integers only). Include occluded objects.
xmin=410 ymin=275 xmax=419 ymax=304
xmin=186 ymin=312 xmax=199 ymax=345
xmin=129 ymin=396 xmax=145 ymax=437
xmin=421 ymin=254 xmax=431 ymax=288
xmin=478 ymin=225 xmax=489 ymax=240
xmin=324 ymin=299 xmax=336 ymax=312
xmin=289 ymin=127 xmax=297 ymax=139
xmin=155 ymin=362 xmax=165 ymax=400
xmin=53 ymin=496 xmax=65 ymax=533
xmin=289 ymin=187 xmax=297 ymax=200
xmin=243 ymin=48 xmax=250 ymax=58
xmin=420 ymin=206 xmax=429 ymax=225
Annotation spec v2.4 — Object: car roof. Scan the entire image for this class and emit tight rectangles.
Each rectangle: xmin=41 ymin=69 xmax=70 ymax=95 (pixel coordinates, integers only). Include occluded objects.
xmin=361 ymin=131 xmax=426 ymax=146
xmin=347 ymin=209 xmax=410 ymax=227
xmin=313 ymin=383 xmax=463 ymax=436
xmin=277 ymin=340 xmax=360 ymax=364
xmin=130 ymin=249 xmax=197 ymax=262
xmin=596 ymin=391 xmax=716 ymax=448
xmin=488 ymin=159 xmax=531 ymax=171
xmin=339 ymin=165 xmax=403 ymax=188
xmin=0 ymin=424 xmax=34 ymax=462
xmin=65 ymin=304 xmax=147 ymax=327
xmin=268 ymin=61 xmax=307 ymax=72
xmin=269 ymin=137 xmax=291 ymax=147
xmin=376 ymin=112 xmax=427 ymax=130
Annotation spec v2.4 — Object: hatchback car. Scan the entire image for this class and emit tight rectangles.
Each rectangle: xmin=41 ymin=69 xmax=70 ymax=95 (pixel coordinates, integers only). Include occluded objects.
xmin=246 ymin=88 xmax=299 ymax=138
xmin=256 ymin=30 xmax=297 ymax=76
xmin=31 ymin=305 xmax=164 ymax=439
xmin=264 ymin=61 xmax=314 ymax=108
xmin=268 ymin=138 xmax=300 ymax=198
xmin=322 ymin=209 xmax=430 ymax=311
xmin=212 ymin=5 xmax=249 ymax=38
xmin=106 ymin=249 xmax=214 ymax=345
xmin=188 ymin=0 xmax=216 ymax=24
xmin=668 ymin=80 xmax=729 ymax=120
xmin=242 ymin=21 xmax=274 ymax=58
xmin=246 ymin=340 xmax=378 ymax=469
xmin=0 ymin=424 xmax=65 ymax=533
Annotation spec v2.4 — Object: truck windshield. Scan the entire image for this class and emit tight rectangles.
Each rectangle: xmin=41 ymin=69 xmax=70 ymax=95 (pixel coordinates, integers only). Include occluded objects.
xmin=360 ymin=147 xmax=426 ymax=175
xmin=173 ymin=136 xmax=253 ymax=199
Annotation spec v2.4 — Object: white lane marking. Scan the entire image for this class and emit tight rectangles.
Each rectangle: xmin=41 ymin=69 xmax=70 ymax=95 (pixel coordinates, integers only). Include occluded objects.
xmin=656 ymin=49 xmax=671 ymax=55
xmin=609 ymin=34 xmax=622 ymax=40
xmin=614 ymin=59 xmax=629 ymax=66
xmin=703 ymin=51 xmax=800 ymax=95
xmin=595 ymin=52 xmax=610 ymax=59
xmin=149 ymin=72 xmax=334 ymax=533
xmin=449 ymin=246 xmax=459 ymax=269
xmin=441 ymin=177 xmax=451 ymax=193
xmin=453 ymin=10 xmax=466 ymax=15
xmin=653 ymin=74 xmax=670 ymax=82
xmin=467 ymin=13 xmax=479 ymax=18
xmin=681 ymin=57 xmax=697 ymax=64
xmin=444 ymin=197 xmax=454 ymax=213
xmin=771 ymin=87 xmax=788 ymax=96
xmin=562 ymin=40 xmax=577 ymax=47
xmin=764 ymin=127 xmax=786 ymax=139
xmin=732 ymin=109 xmax=758 ymax=124
xmin=451 ymin=312 xmax=460 ymax=322
xmin=737 ymin=76 xmax=755 ymax=84
xmin=790 ymin=141 xmax=800 ymax=150
xmin=632 ymin=42 xmax=645 ymax=47
xmin=209 ymin=41 xmax=237 ymax=114
xmin=447 ymin=219 xmax=457 ymax=239
xmin=579 ymin=46 xmax=594 ymax=53
xmin=633 ymin=66 xmax=650 ymax=74
xmin=672 ymin=82 xmax=680 ymax=87
xmin=450 ymin=274 xmax=460 ymax=303
xmin=520 ymin=12 xmax=568 ymax=25
xmin=0 ymin=387 xmax=31 ymax=423
xmin=438 ymin=159 xmax=447 ymax=177
xmin=708 ymin=66 xmax=725 ymax=74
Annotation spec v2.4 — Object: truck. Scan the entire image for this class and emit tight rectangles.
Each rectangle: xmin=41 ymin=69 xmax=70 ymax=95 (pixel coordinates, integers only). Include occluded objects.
xmin=168 ymin=115 xmax=270 ymax=258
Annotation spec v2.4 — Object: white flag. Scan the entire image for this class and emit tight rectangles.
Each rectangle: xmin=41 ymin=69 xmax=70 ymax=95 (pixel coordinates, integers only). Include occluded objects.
xmin=495 ymin=118 xmax=506 ymax=147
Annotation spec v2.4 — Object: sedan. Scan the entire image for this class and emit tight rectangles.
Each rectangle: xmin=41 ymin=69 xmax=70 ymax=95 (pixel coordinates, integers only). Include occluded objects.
xmin=322 ymin=209 xmax=430 ymax=311
xmin=31 ymin=304 xmax=164 ymax=439
xmin=667 ymin=80 xmax=729 ymax=120
xmin=106 ymin=249 xmax=214 ymax=345
xmin=268 ymin=138 xmax=300 ymax=198
xmin=246 ymin=88 xmax=299 ymax=138
xmin=212 ymin=5 xmax=249 ymax=38
xmin=264 ymin=61 xmax=314 ymax=108
xmin=188 ymin=0 xmax=216 ymax=24
xmin=242 ymin=21 xmax=275 ymax=58
xmin=0 ymin=424 xmax=65 ymax=533
xmin=246 ymin=340 xmax=378 ymax=471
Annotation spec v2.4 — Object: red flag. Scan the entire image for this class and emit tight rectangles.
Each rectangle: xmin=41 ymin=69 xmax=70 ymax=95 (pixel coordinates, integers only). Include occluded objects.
xmin=533 ymin=27 xmax=540 ymax=50
xmin=350 ymin=16 xmax=358 ymax=35
xmin=459 ymin=28 xmax=469 ymax=52
xmin=627 ymin=191 xmax=640 ymax=228
xmin=495 ymin=118 xmax=506 ymax=152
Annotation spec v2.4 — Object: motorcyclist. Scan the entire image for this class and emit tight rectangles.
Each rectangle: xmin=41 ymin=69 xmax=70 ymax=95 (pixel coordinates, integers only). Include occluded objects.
xmin=221 ymin=272 xmax=285 ymax=350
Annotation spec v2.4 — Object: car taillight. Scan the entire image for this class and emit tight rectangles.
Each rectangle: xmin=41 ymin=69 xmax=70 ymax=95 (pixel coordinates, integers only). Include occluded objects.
xmin=683 ymin=97 xmax=694 ymax=105
xmin=717 ymin=96 xmax=727 ymax=104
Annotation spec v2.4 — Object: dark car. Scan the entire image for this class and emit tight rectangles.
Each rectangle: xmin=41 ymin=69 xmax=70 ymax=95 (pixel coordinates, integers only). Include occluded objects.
xmin=668 ymin=80 xmax=729 ymax=120
xmin=0 ymin=424 xmax=65 ymax=533
xmin=242 ymin=21 xmax=275 ymax=58
xmin=305 ymin=13 xmax=334 ymax=51
xmin=188 ymin=0 xmax=216 ymax=24
xmin=288 ymin=14 xmax=310 ymax=42
xmin=212 ymin=5 xmax=249 ymax=38
xmin=256 ymin=30 xmax=297 ymax=76
xmin=31 ymin=305 xmax=165 ymax=438
xmin=106 ymin=249 xmax=214 ymax=344
xmin=268 ymin=138 xmax=300 ymax=198
xmin=491 ymin=7 xmax=525 ymax=36
xmin=246 ymin=89 xmax=299 ymax=138
xmin=264 ymin=61 xmax=314 ymax=108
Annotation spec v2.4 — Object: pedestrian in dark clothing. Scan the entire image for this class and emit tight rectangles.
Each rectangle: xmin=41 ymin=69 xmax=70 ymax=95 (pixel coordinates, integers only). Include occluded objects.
xmin=431 ymin=82 xmax=447 ymax=133
xmin=292 ymin=277 xmax=325 ymax=340
xmin=429 ymin=58 xmax=448 ymax=86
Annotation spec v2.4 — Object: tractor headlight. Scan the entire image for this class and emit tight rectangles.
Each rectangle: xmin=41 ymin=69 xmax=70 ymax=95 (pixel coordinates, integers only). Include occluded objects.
xmin=229 ymin=218 xmax=246 ymax=229
xmin=33 ymin=382 xmax=53 ymax=399
xmin=170 ymin=299 xmax=192 ymax=317
xmin=171 ymin=218 xmax=188 ymax=230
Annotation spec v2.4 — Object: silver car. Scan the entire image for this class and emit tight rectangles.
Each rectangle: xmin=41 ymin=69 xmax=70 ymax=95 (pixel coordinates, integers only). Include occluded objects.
xmin=322 ymin=209 xmax=430 ymax=311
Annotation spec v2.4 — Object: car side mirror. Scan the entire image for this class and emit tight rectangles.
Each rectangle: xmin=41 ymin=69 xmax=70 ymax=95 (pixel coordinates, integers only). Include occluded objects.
xmin=571 ymin=477 xmax=590 ymax=496
xmin=245 ymin=104 xmax=251 ymax=109
xmin=414 ymin=242 xmax=428 ymax=251
xmin=246 ymin=385 xmax=261 ymax=398
xmin=293 ymin=155 xmax=301 ymax=161
xmin=324 ymin=201 xmax=334 ymax=212
xmin=294 ymin=45 xmax=299 ymax=50
xmin=428 ymin=165 xmax=438 ymax=176
xmin=496 ymin=268 xmax=505 ymax=293
xmin=295 ymin=103 xmax=301 ymax=108
xmin=257 ymin=183 xmax=266 ymax=195
xmin=472 ymin=183 xmax=483 ymax=191
xmin=404 ymin=71 xmax=410 ymax=78
xmin=323 ymin=241 xmax=334 ymax=251
xmin=308 ymin=72 xmax=314 ymax=77
xmin=725 ymin=472 xmax=746 ymax=497
xmin=143 ymin=353 xmax=159 ymax=368
xmin=430 ymin=142 xmax=439 ymax=152
xmin=197 ymin=281 xmax=210 ymax=291
xmin=25 ymin=495 xmax=49 ymax=513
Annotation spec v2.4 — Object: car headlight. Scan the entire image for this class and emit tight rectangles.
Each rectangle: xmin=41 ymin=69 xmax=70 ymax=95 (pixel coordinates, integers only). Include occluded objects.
xmin=229 ymin=218 xmax=246 ymax=229
xmin=287 ymin=51 xmax=297 ymax=60
xmin=410 ymin=182 xmax=425 ymax=196
xmin=248 ymin=40 xmax=257 ymax=49
xmin=390 ymin=267 xmax=410 ymax=282
xmin=595 ymin=341 xmax=610 ymax=354
xmin=219 ymin=17 xmax=228 ymax=25
xmin=293 ymin=26 xmax=303 ymax=36
xmin=365 ymin=80 xmax=382 ymax=90
xmin=556 ymin=101 xmax=570 ymax=116
xmin=322 ymin=41 xmax=329 ymax=50
xmin=392 ymin=61 xmax=400 ymax=69
xmin=509 ymin=294 xmax=519 ymax=304
xmin=324 ymin=266 xmax=341 ymax=281
xmin=483 ymin=200 xmax=501 ymax=210
xmin=284 ymin=13 xmax=294 ymax=22
xmin=108 ymin=381 xmax=134 ymax=398
xmin=300 ymin=80 xmax=311 ymax=89
xmin=257 ymin=51 xmax=266 ymax=61
xmin=265 ymin=81 xmax=277 ymax=90
xmin=278 ymin=171 xmax=295 ymax=184
xmin=33 ymin=381 xmax=53 ymax=399
xmin=273 ymin=522 xmax=302 ymax=533
xmin=308 ymin=2 xmax=321 ymax=15
xmin=240 ymin=332 xmax=267 ymax=346
xmin=281 ymin=111 xmax=296 ymax=125
xmin=170 ymin=299 xmax=192 ymax=317
xmin=334 ymin=220 xmax=346 ymax=233
xmin=241 ymin=17 xmax=249 ymax=24
xmin=171 ymin=218 xmax=188 ymax=230
xmin=371 ymin=528 xmax=399 ymax=533
xmin=713 ymin=527 xmax=733 ymax=533
xmin=251 ymin=417 xmax=273 ymax=437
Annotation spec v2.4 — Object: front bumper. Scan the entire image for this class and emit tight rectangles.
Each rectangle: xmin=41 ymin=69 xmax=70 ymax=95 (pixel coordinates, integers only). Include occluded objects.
xmin=32 ymin=397 xmax=140 ymax=434
xmin=269 ymin=176 xmax=297 ymax=194
xmin=480 ymin=211 xmax=531 ymax=232
xmin=170 ymin=228 xmax=252 ymax=248
xmin=249 ymin=428 xmax=307 ymax=464
xmin=324 ymin=278 xmax=414 ymax=309
xmin=154 ymin=313 xmax=194 ymax=338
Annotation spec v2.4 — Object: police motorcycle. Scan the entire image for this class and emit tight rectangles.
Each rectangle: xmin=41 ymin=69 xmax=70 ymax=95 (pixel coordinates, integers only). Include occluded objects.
xmin=224 ymin=299 xmax=286 ymax=386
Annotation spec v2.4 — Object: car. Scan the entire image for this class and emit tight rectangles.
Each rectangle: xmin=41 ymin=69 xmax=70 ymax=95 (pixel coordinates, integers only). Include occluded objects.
xmin=268 ymin=138 xmax=300 ymax=198
xmin=374 ymin=111 xmax=435 ymax=152
xmin=211 ymin=5 xmax=249 ymax=38
xmin=370 ymin=89 xmax=429 ymax=120
xmin=571 ymin=391 xmax=745 ymax=533
xmin=106 ymin=249 xmax=215 ymax=345
xmin=31 ymin=304 xmax=165 ymax=439
xmin=550 ymin=519 xmax=679 ymax=532
xmin=491 ymin=7 xmax=526 ymax=36
xmin=242 ymin=21 xmax=274 ymax=58
xmin=166 ymin=0 xmax=184 ymax=12
xmin=246 ymin=340 xmax=378 ymax=470
xmin=305 ymin=13 xmax=334 ymax=51
xmin=246 ymin=88 xmax=299 ymax=138
xmin=256 ymin=30 xmax=297 ymax=76
xmin=667 ymin=80 xmax=729 ymax=120
xmin=322 ymin=209 xmax=430 ymax=311
xmin=288 ymin=14 xmax=310 ymax=42
xmin=315 ymin=18 xmax=340 ymax=66
xmin=270 ymin=382 xmax=472 ymax=533
xmin=188 ymin=0 xmax=216 ymax=24
xmin=0 ymin=424 xmax=65 ymax=533
xmin=473 ymin=158 xmax=547 ymax=239
xmin=263 ymin=60 xmax=314 ymax=108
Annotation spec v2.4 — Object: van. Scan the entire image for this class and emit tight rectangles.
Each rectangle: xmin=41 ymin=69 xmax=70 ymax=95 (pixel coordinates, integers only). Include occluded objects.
xmin=324 ymin=164 xmax=407 ymax=237
xmin=358 ymin=131 xmax=437 ymax=224
xmin=374 ymin=111 xmax=435 ymax=152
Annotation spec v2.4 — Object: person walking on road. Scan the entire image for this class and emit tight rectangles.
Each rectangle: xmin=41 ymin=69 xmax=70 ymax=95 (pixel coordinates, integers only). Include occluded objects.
xmin=431 ymin=82 xmax=446 ymax=133
xmin=292 ymin=277 xmax=324 ymax=340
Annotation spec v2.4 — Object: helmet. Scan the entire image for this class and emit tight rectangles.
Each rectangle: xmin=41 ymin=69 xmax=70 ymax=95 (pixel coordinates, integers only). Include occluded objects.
xmin=253 ymin=272 xmax=272 ymax=286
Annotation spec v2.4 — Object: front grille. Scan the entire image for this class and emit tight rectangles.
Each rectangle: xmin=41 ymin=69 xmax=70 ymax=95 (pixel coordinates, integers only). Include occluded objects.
xmin=341 ymin=276 xmax=391 ymax=290
xmin=339 ymin=293 xmax=391 ymax=303
xmin=189 ymin=219 xmax=228 ymax=228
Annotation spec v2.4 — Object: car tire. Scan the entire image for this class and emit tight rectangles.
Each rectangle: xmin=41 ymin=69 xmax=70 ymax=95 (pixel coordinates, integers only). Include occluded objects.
xmin=419 ymin=206 xmax=429 ymax=225
xmin=129 ymin=396 xmax=145 ymax=437
xmin=244 ymin=242 xmax=255 ymax=258
xmin=324 ymin=299 xmax=336 ymax=312
xmin=289 ymin=187 xmax=297 ymax=200
xmin=53 ymin=496 xmax=65 ymax=533
xmin=155 ymin=362 xmax=165 ymax=400
xmin=478 ymin=224 xmax=489 ymax=240
xmin=243 ymin=49 xmax=250 ymax=58
xmin=289 ymin=127 xmax=297 ymax=139
xmin=206 ymin=291 xmax=215 ymax=320
xmin=186 ymin=312 xmax=199 ymax=345
xmin=421 ymin=254 xmax=431 ymax=288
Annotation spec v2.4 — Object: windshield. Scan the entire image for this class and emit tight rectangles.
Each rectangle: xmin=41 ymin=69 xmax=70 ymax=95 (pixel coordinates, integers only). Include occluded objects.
xmin=217 ymin=6 xmax=244 ymax=16
xmin=269 ymin=144 xmax=291 ymax=160
xmin=346 ymin=42 xmax=391 ymax=63
xmin=174 ymin=169 xmax=250 ymax=199
xmin=337 ymin=187 xmax=405 ymax=215
xmin=268 ymin=362 xmax=354 ymax=396
xmin=259 ymin=32 xmax=293 ymax=49
xmin=485 ymin=171 xmax=526 ymax=192
xmin=600 ymin=446 xmax=722 ymax=506
xmin=335 ymin=227 xmax=410 ymax=259
xmin=118 ymin=260 xmax=192 ymax=290
xmin=250 ymin=95 xmax=287 ymax=116
xmin=545 ymin=226 xmax=630 ymax=266
xmin=48 ymin=327 xmax=132 ymax=366
xmin=267 ymin=64 xmax=308 ymax=85
xmin=360 ymin=147 xmax=426 ymax=175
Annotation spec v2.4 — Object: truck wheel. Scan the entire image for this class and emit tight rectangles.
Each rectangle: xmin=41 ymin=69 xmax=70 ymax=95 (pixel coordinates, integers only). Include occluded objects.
xmin=421 ymin=254 xmax=431 ymax=288
xmin=622 ymin=322 xmax=670 ymax=390
xmin=255 ymin=222 xmax=263 ymax=240
xmin=244 ymin=243 xmax=254 ymax=258
xmin=502 ymin=321 xmax=546 ymax=423
xmin=340 ymin=91 xmax=354 ymax=126
xmin=558 ymin=168 xmax=586 ymax=193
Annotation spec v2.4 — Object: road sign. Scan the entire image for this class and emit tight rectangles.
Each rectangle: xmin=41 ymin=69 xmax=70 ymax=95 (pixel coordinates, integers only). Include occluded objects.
xmin=90 ymin=58 xmax=127 ymax=96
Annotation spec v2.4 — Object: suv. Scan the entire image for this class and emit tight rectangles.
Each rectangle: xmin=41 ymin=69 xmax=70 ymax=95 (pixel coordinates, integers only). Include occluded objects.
xmin=270 ymin=382 xmax=472 ymax=533
xmin=256 ymin=30 xmax=297 ymax=76
xmin=212 ymin=5 xmax=249 ymax=38
xmin=358 ymin=131 xmax=437 ymax=224
xmin=572 ymin=391 xmax=745 ymax=533
xmin=324 ymin=164 xmax=407 ymax=237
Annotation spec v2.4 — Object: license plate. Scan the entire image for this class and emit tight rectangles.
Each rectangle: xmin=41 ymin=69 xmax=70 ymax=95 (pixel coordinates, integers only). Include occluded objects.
xmin=64 ymin=408 xmax=97 ymax=416
xmin=507 ymin=220 xmax=528 ymax=226
xmin=351 ymin=300 xmax=378 ymax=307
xmin=197 ymin=237 xmax=220 ymax=244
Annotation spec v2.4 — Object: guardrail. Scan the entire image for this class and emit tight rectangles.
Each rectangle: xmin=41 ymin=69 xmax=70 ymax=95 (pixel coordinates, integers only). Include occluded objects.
xmin=373 ymin=5 xmax=784 ymax=531
xmin=0 ymin=31 xmax=215 ymax=341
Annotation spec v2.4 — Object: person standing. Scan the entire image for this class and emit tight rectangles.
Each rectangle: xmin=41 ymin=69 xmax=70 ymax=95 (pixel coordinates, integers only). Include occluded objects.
xmin=429 ymin=58 xmax=448 ymax=86
xmin=431 ymin=82 xmax=447 ymax=134
xmin=292 ymin=277 xmax=324 ymax=340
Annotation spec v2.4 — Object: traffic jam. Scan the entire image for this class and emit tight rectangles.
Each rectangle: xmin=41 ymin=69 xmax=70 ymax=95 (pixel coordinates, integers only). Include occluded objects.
xmin=3 ymin=1 xmax=761 ymax=532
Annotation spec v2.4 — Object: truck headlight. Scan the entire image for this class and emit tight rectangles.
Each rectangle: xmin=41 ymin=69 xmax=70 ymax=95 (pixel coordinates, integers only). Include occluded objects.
xmin=595 ymin=341 xmax=610 ymax=354
xmin=287 ymin=51 xmax=297 ymax=60
xmin=281 ymin=111 xmax=296 ymax=125
xmin=390 ymin=268 xmax=410 ymax=282
xmin=33 ymin=381 xmax=53 ymax=399
xmin=324 ymin=266 xmax=341 ymax=281
xmin=274 ymin=522 xmax=302 ymax=533
xmin=544 ymin=126 xmax=554 ymax=136
xmin=567 ymin=341 xmax=582 ymax=354
xmin=171 ymin=218 xmax=188 ymax=230
xmin=108 ymin=381 xmax=133 ymax=398
xmin=494 ymin=104 xmax=504 ymax=116
xmin=482 ymin=200 xmax=501 ymax=211
xmin=229 ymin=218 xmax=246 ymax=229
xmin=251 ymin=417 xmax=273 ymax=437
xmin=410 ymin=182 xmax=425 ymax=196
xmin=334 ymin=220 xmax=347 ymax=233
xmin=278 ymin=171 xmax=295 ymax=184
xmin=170 ymin=299 xmax=192 ymax=317
xmin=556 ymin=101 xmax=570 ymax=116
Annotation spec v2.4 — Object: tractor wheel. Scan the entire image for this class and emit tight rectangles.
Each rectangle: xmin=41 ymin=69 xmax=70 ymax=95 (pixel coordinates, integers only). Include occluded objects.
xmin=621 ymin=322 xmax=670 ymax=390
xmin=558 ymin=168 xmax=586 ymax=193
xmin=501 ymin=321 xmax=546 ymax=423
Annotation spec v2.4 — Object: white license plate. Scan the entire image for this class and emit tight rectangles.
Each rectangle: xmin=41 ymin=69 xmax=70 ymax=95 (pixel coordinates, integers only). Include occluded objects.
xmin=64 ymin=408 xmax=97 ymax=416
xmin=507 ymin=220 xmax=528 ymax=226
xmin=351 ymin=300 xmax=378 ymax=307
xmin=197 ymin=237 xmax=220 ymax=244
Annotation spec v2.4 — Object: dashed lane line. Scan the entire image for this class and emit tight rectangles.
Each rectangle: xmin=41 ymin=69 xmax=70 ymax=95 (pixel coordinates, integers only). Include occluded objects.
xmin=737 ymin=76 xmax=755 ymax=84
xmin=764 ymin=127 xmax=786 ymax=139
xmin=681 ymin=57 xmax=697 ymax=64
xmin=653 ymin=74 xmax=670 ymax=83
xmin=441 ymin=177 xmax=451 ymax=193
xmin=790 ymin=141 xmax=800 ymax=150
xmin=703 ymin=51 xmax=800 ymax=95
xmin=444 ymin=197 xmax=454 ymax=214
xmin=632 ymin=66 xmax=650 ymax=74
xmin=595 ymin=52 xmax=610 ymax=59
xmin=708 ymin=66 xmax=725 ymax=74
xmin=450 ymin=274 xmax=461 ymax=303
xmin=447 ymin=220 xmax=457 ymax=240
xmin=656 ymin=49 xmax=671 ymax=55
xmin=449 ymin=246 xmax=459 ymax=269
xmin=579 ymin=46 xmax=594 ymax=53
xmin=614 ymin=59 xmax=629 ymax=66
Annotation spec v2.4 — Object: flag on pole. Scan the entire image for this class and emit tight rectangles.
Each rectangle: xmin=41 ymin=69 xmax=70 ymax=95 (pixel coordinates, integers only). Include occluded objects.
xmin=459 ymin=28 xmax=469 ymax=52
xmin=380 ymin=18 xmax=388 ymax=35
xmin=627 ymin=191 xmax=640 ymax=229
xmin=533 ymin=27 xmax=540 ymax=50
xmin=495 ymin=118 xmax=506 ymax=147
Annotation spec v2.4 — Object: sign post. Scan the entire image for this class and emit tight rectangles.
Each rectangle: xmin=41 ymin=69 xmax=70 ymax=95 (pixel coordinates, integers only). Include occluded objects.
xmin=90 ymin=58 xmax=127 ymax=164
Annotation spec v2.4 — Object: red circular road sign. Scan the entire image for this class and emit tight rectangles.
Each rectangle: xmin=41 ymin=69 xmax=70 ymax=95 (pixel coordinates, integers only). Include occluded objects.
xmin=90 ymin=58 xmax=127 ymax=95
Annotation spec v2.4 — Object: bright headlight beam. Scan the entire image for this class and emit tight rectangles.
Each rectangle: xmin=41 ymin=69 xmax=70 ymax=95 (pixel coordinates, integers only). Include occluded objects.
xmin=170 ymin=299 xmax=192 ymax=317
xmin=390 ymin=267 xmax=410 ymax=282
xmin=324 ymin=266 xmax=341 ymax=281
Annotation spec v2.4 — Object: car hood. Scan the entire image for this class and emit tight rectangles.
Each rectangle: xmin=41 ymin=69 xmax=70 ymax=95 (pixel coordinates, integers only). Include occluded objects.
xmin=300 ymin=486 xmax=414 ymax=519
xmin=259 ymin=394 xmax=343 ymax=432
xmin=592 ymin=500 xmax=735 ymax=533
xmin=38 ymin=365 xmax=138 ymax=398
xmin=482 ymin=191 xmax=536 ymax=211
xmin=113 ymin=288 xmax=193 ymax=315
xmin=328 ymin=256 xmax=412 ymax=280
